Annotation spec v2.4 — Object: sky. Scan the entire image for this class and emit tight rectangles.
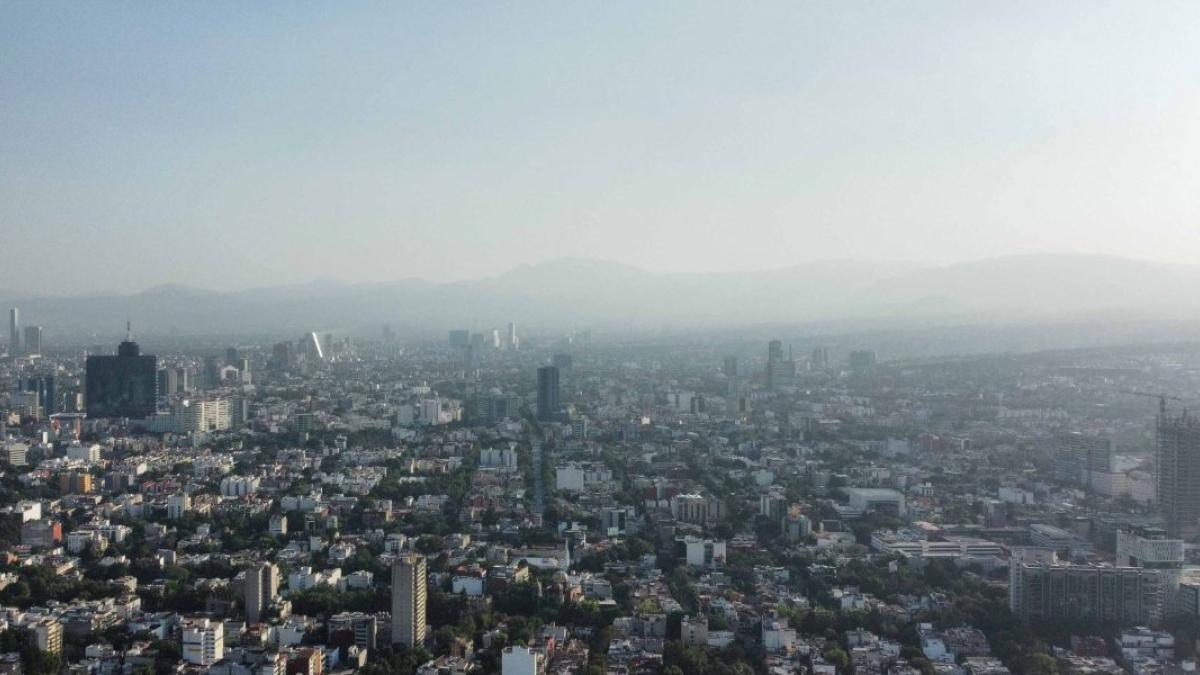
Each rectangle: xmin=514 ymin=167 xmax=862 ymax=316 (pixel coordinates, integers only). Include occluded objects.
xmin=2 ymin=1 xmax=1199 ymax=294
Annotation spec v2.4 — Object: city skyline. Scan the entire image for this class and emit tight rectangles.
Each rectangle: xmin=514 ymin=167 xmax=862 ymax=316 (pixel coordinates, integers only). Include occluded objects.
xmin=5 ymin=4 xmax=1200 ymax=675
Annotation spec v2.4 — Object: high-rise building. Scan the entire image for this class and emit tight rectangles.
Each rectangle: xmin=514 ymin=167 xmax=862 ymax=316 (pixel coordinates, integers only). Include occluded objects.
xmin=270 ymin=342 xmax=295 ymax=370
xmin=157 ymin=368 xmax=179 ymax=396
xmin=766 ymin=340 xmax=796 ymax=390
xmin=23 ymin=376 xmax=56 ymax=416
xmin=1157 ymin=408 xmax=1200 ymax=538
xmin=1009 ymin=561 xmax=1162 ymax=626
xmin=810 ymin=347 xmax=829 ymax=370
xmin=506 ymin=322 xmax=519 ymax=351
xmin=167 ymin=492 xmax=192 ymax=519
xmin=8 ymin=308 xmax=18 ymax=355
xmin=391 ymin=554 xmax=427 ymax=647
xmin=305 ymin=333 xmax=324 ymax=361
xmin=328 ymin=612 xmax=380 ymax=651
xmin=536 ymin=366 xmax=560 ymax=422
xmin=202 ymin=356 xmax=221 ymax=389
xmin=722 ymin=357 xmax=738 ymax=378
xmin=448 ymin=330 xmax=470 ymax=349
xmin=59 ymin=472 xmax=93 ymax=494
xmin=32 ymin=619 xmax=62 ymax=655
xmin=85 ymin=330 xmax=157 ymax=419
xmin=157 ymin=366 xmax=191 ymax=394
xmin=23 ymin=326 xmax=42 ymax=356
xmin=245 ymin=562 xmax=280 ymax=624
xmin=1117 ymin=526 xmax=1184 ymax=612
xmin=767 ymin=340 xmax=783 ymax=362
xmin=848 ymin=350 xmax=878 ymax=372
xmin=182 ymin=617 xmax=225 ymax=665
xmin=1053 ymin=433 xmax=1113 ymax=489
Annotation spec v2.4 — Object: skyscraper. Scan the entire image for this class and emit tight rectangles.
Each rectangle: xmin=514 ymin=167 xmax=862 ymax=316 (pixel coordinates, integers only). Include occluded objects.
xmin=1052 ymin=432 xmax=1113 ymax=489
xmin=537 ymin=366 xmax=560 ymax=422
xmin=85 ymin=329 xmax=158 ymax=419
xmin=24 ymin=376 xmax=56 ymax=417
xmin=159 ymin=366 xmax=192 ymax=393
xmin=306 ymin=332 xmax=324 ymax=361
xmin=1157 ymin=408 xmax=1200 ymax=538
xmin=810 ymin=347 xmax=829 ymax=370
xmin=766 ymin=340 xmax=796 ymax=390
xmin=391 ymin=554 xmax=427 ymax=647
xmin=8 ymin=308 xmax=18 ymax=355
xmin=23 ymin=326 xmax=42 ymax=356
xmin=722 ymin=356 xmax=738 ymax=377
xmin=507 ymin=322 xmax=519 ymax=350
xmin=848 ymin=350 xmax=878 ymax=372
xmin=448 ymin=330 xmax=470 ymax=349
xmin=767 ymin=340 xmax=783 ymax=363
xmin=245 ymin=562 xmax=280 ymax=625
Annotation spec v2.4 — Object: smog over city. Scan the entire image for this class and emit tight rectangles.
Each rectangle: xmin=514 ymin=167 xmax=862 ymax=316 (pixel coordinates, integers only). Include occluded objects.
xmin=1 ymin=4 xmax=1199 ymax=675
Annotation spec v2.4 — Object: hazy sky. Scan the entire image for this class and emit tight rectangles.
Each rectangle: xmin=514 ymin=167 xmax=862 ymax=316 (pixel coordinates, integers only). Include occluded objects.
xmin=2 ymin=2 xmax=1199 ymax=294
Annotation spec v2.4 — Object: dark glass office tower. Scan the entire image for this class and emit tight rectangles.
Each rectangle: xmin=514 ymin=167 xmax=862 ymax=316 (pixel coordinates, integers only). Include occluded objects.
xmin=24 ymin=376 xmax=56 ymax=416
xmin=86 ymin=337 xmax=157 ymax=419
xmin=537 ymin=365 xmax=560 ymax=421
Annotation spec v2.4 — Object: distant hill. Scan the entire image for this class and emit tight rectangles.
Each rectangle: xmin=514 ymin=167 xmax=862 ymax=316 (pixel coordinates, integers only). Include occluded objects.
xmin=7 ymin=254 xmax=1200 ymax=340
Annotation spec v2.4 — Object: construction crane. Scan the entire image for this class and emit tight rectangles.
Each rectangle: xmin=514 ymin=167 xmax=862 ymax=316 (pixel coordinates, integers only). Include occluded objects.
xmin=1116 ymin=389 xmax=1185 ymax=418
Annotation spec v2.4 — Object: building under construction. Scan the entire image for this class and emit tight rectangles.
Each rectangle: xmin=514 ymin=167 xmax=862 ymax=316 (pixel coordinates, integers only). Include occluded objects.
xmin=1157 ymin=406 xmax=1200 ymax=538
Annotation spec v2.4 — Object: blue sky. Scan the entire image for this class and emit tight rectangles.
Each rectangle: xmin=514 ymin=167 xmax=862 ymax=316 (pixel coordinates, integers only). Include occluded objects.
xmin=2 ymin=2 xmax=1199 ymax=293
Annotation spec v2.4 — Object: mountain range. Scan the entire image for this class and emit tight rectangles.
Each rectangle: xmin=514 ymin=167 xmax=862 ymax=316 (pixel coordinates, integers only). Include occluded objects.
xmin=6 ymin=254 xmax=1200 ymax=341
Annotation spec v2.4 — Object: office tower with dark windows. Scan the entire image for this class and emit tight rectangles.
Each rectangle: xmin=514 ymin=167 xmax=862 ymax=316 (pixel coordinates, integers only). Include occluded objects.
xmin=1157 ymin=408 xmax=1200 ymax=538
xmin=537 ymin=365 xmax=561 ymax=421
xmin=245 ymin=562 xmax=280 ymax=625
xmin=24 ymin=376 xmax=56 ymax=417
xmin=849 ymin=350 xmax=878 ymax=372
xmin=448 ymin=330 xmax=470 ymax=349
xmin=270 ymin=341 xmax=295 ymax=371
xmin=391 ymin=555 xmax=427 ymax=647
xmin=767 ymin=340 xmax=783 ymax=363
xmin=23 ymin=326 xmax=42 ymax=356
xmin=85 ymin=330 xmax=157 ymax=419
xmin=722 ymin=357 xmax=738 ymax=378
